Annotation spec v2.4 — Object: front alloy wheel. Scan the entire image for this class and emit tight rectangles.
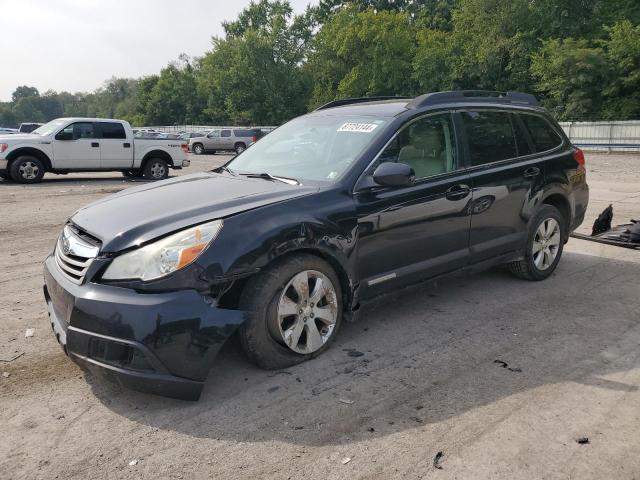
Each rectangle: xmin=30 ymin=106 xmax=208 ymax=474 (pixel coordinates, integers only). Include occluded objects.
xmin=275 ymin=270 xmax=338 ymax=354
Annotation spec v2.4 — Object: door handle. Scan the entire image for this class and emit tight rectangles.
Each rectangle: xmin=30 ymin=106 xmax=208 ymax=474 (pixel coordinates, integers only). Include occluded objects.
xmin=445 ymin=184 xmax=471 ymax=201
xmin=123 ymin=142 xmax=131 ymax=148
xmin=523 ymin=167 xmax=540 ymax=178
xmin=91 ymin=142 xmax=99 ymax=148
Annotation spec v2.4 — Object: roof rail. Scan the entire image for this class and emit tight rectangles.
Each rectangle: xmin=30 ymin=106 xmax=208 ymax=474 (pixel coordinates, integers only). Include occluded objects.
xmin=407 ymin=90 xmax=539 ymax=109
xmin=314 ymin=96 xmax=413 ymax=111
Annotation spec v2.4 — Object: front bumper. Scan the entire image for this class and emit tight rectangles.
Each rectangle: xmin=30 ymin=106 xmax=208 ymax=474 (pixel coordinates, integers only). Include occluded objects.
xmin=43 ymin=255 xmax=246 ymax=400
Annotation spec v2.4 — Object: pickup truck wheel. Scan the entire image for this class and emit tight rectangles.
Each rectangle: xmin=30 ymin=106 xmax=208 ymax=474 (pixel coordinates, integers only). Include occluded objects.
xmin=192 ymin=143 xmax=204 ymax=155
xmin=235 ymin=143 xmax=246 ymax=154
xmin=238 ymin=254 xmax=343 ymax=369
xmin=10 ymin=156 xmax=45 ymax=183
xmin=143 ymin=158 xmax=169 ymax=180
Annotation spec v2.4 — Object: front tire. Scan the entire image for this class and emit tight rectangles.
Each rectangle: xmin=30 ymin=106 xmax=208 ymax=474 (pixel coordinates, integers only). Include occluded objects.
xmin=508 ymin=205 xmax=565 ymax=281
xmin=142 ymin=158 xmax=169 ymax=180
xmin=192 ymin=143 xmax=204 ymax=155
xmin=238 ymin=254 xmax=343 ymax=369
xmin=9 ymin=156 xmax=45 ymax=183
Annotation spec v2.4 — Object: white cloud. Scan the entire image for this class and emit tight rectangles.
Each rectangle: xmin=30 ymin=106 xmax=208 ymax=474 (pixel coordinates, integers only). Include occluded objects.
xmin=2 ymin=0 xmax=314 ymax=101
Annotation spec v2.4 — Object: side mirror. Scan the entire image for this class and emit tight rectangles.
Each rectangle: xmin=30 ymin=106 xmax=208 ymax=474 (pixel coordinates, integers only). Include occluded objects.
xmin=372 ymin=162 xmax=415 ymax=188
xmin=55 ymin=131 xmax=73 ymax=141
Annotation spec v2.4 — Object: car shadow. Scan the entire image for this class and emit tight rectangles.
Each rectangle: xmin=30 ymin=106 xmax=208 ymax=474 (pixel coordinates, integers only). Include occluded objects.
xmin=85 ymin=251 xmax=640 ymax=447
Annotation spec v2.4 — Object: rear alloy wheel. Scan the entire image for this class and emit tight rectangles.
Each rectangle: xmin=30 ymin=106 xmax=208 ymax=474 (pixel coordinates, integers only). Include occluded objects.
xmin=192 ymin=143 xmax=204 ymax=155
xmin=238 ymin=254 xmax=343 ymax=369
xmin=235 ymin=143 xmax=246 ymax=155
xmin=508 ymin=205 xmax=565 ymax=281
xmin=10 ymin=155 xmax=45 ymax=183
xmin=143 ymin=158 xmax=169 ymax=180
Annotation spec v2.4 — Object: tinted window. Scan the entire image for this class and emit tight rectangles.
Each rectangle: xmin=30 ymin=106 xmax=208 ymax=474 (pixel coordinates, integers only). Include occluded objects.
xmin=233 ymin=129 xmax=254 ymax=137
xmin=221 ymin=130 xmax=231 ymax=138
xmin=58 ymin=122 xmax=95 ymax=140
xmin=375 ymin=113 xmax=457 ymax=179
xmin=99 ymin=122 xmax=126 ymax=139
xmin=512 ymin=114 xmax=534 ymax=157
xmin=461 ymin=111 xmax=517 ymax=166
xmin=520 ymin=114 xmax=562 ymax=152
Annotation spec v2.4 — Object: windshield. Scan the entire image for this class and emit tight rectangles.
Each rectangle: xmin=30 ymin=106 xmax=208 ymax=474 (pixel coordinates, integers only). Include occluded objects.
xmin=226 ymin=114 xmax=389 ymax=182
xmin=32 ymin=119 xmax=68 ymax=136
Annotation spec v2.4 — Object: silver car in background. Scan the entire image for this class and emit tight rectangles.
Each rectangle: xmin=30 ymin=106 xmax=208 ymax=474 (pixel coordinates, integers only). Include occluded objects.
xmin=189 ymin=128 xmax=264 ymax=155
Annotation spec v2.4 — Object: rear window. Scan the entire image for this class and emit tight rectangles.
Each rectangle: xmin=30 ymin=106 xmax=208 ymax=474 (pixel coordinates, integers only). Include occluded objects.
xmin=520 ymin=114 xmax=562 ymax=152
xmin=461 ymin=111 xmax=517 ymax=166
xmin=99 ymin=122 xmax=126 ymax=139
xmin=233 ymin=129 xmax=255 ymax=137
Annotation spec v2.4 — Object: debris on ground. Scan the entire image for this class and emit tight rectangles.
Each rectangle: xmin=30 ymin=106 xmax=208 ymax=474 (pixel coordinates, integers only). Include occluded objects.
xmin=592 ymin=204 xmax=613 ymax=235
xmin=2 ymin=372 xmax=10 ymax=378
xmin=409 ymin=416 xmax=423 ymax=423
xmin=343 ymin=348 xmax=365 ymax=357
xmin=577 ymin=437 xmax=590 ymax=445
xmin=128 ymin=459 xmax=139 ymax=466
xmin=494 ymin=359 xmax=522 ymax=373
xmin=368 ymin=427 xmax=375 ymax=432
xmin=267 ymin=386 xmax=280 ymax=393
xmin=433 ymin=451 xmax=445 ymax=469
xmin=0 ymin=352 xmax=24 ymax=363
xmin=341 ymin=457 xmax=351 ymax=465
xmin=338 ymin=398 xmax=354 ymax=405
xmin=24 ymin=328 xmax=35 ymax=338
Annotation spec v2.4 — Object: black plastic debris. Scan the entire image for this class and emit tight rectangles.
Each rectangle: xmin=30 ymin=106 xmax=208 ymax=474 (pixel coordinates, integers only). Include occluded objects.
xmin=346 ymin=349 xmax=365 ymax=357
xmin=494 ymin=359 xmax=522 ymax=373
xmin=433 ymin=451 xmax=445 ymax=469
xmin=577 ymin=437 xmax=590 ymax=445
xmin=592 ymin=204 xmax=613 ymax=235
xmin=572 ymin=205 xmax=640 ymax=249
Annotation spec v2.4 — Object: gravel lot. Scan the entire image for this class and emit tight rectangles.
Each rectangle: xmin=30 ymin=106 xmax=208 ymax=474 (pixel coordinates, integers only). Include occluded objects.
xmin=1 ymin=153 xmax=639 ymax=479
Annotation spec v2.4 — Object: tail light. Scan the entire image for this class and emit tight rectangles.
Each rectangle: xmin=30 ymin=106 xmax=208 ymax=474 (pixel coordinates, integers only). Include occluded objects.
xmin=251 ymin=135 xmax=257 ymax=143
xmin=181 ymin=143 xmax=188 ymax=153
xmin=573 ymin=147 xmax=585 ymax=166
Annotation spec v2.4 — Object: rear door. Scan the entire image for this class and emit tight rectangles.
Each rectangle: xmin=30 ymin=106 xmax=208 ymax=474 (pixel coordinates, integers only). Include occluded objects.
xmin=97 ymin=122 xmax=132 ymax=168
xmin=204 ymin=130 xmax=221 ymax=150
xmin=52 ymin=122 xmax=101 ymax=169
xmin=220 ymin=129 xmax=233 ymax=150
xmin=460 ymin=109 xmax=546 ymax=263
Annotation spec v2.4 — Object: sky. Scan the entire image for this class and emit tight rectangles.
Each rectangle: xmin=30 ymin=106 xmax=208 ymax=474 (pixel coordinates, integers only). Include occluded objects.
xmin=2 ymin=0 xmax=315 ymax=101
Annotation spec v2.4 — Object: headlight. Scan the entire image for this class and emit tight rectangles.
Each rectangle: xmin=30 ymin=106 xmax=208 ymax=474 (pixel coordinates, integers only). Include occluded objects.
xmin=102 ymin=220 xmax=223 ymax=281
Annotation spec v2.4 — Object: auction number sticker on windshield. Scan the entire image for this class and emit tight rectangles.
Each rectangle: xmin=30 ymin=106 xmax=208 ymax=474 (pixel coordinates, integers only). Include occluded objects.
xmin=338 ymin=123 xmax=379 ymax=133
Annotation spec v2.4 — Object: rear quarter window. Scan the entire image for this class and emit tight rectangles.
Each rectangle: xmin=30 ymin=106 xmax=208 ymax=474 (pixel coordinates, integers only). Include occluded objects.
xmin=520 ymin=114 xmax=563 ymax=152
xmin=461 ymin=111 xmax=517 ymax=166
xmin=233 ymin=130 xmax=253 ymax=137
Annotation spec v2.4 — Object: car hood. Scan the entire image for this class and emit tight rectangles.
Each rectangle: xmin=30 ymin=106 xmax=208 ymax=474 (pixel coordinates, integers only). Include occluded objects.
xmin=0 ymin=133 xmax=41 ymax=141
xmin=71 ymin=172 xmax=318 ymax=252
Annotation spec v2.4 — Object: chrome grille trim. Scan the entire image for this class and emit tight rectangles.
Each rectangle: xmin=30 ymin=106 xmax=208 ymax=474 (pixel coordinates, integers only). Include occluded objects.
xmin=54 ymin=226 xmax=100 ymax=285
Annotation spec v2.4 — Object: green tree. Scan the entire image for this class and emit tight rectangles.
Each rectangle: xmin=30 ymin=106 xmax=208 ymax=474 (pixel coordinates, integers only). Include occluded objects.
xmin=307 ymin=6 xmax=417 ymax=107
xmin=11 ymin=86 xmax=39 ymax=102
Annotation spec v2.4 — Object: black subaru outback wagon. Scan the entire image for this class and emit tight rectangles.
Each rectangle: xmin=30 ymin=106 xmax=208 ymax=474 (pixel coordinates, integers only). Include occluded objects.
xmin=44 ymin=91 xmax=589 ymax=400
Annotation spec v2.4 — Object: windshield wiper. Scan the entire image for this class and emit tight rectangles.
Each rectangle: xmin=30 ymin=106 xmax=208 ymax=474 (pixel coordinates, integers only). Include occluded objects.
xmin=240 ymin=172 xmax=300 ymax=185
xmin=213 ymin=165 xmax=237 ymax=176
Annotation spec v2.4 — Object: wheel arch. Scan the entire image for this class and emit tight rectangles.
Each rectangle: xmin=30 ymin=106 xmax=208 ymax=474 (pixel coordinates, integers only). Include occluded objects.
xmin=141 ymin=149 xmax=173 ymax=168
xmin=6 ymin=147 xmax=52 ymax=170
xmin=541 ymin=192 xmax=571 ymax=233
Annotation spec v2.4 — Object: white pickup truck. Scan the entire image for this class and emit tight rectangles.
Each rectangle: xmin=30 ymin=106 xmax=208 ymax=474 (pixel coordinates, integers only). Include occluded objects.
xmin=0 ymin=118 xmax=190 ymax=183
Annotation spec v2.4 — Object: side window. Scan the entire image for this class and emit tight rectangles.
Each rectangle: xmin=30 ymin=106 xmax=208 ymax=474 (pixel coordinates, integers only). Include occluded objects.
xmin=512 ymin=114 xmax=534 ymax=157
xmin=461 ymin=111 xmax=517 ymax=166
xmin=207 ymin=130 xmax=220 ymax=138
xmin=99 ymin=122 xmax=126 ymax=139
xmin=520 ymin=114 xmax=562 ymax=152
xmin=65 ymin=122 xmax=95 ymax=140
xmin=233 ymin=130 xmax=251 ymax=137
xmin=375 ymin=113 xmax=457 ymax=179
xmin=221 ymin=130 xmax=231 ymax=138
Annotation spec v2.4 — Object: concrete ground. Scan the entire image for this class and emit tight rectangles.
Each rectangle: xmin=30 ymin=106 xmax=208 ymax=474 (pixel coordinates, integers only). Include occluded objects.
xmin=0 ymin=153 xmax=638 ymax=480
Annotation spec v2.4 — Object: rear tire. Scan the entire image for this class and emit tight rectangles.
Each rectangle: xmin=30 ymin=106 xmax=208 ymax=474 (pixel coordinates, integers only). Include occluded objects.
xmin=238 ymin=254 xmax=343 ymax=369
xmin=142 ymin=158 xmax=169 ymax=180
xmin=9 ymin=155 xmax=45 ymax=183
xmin=508 ymin=205 xmax=565 ymax=281
xmin=192 ymin=143 xmax=204 ymax=155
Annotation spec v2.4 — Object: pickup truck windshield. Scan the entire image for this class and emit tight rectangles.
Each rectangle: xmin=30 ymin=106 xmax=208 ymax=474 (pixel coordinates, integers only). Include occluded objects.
xmin=32 ymin=119 xmax=68 ymax=136
xmin=226 ymin=115 xmax=388 ymax=182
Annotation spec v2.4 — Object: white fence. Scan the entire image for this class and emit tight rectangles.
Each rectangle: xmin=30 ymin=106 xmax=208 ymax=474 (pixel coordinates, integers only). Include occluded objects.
xmin=559 ymin=121 xmax=640 ymax=153
xmin=143 ymin=121 xmax=640 ymax=153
